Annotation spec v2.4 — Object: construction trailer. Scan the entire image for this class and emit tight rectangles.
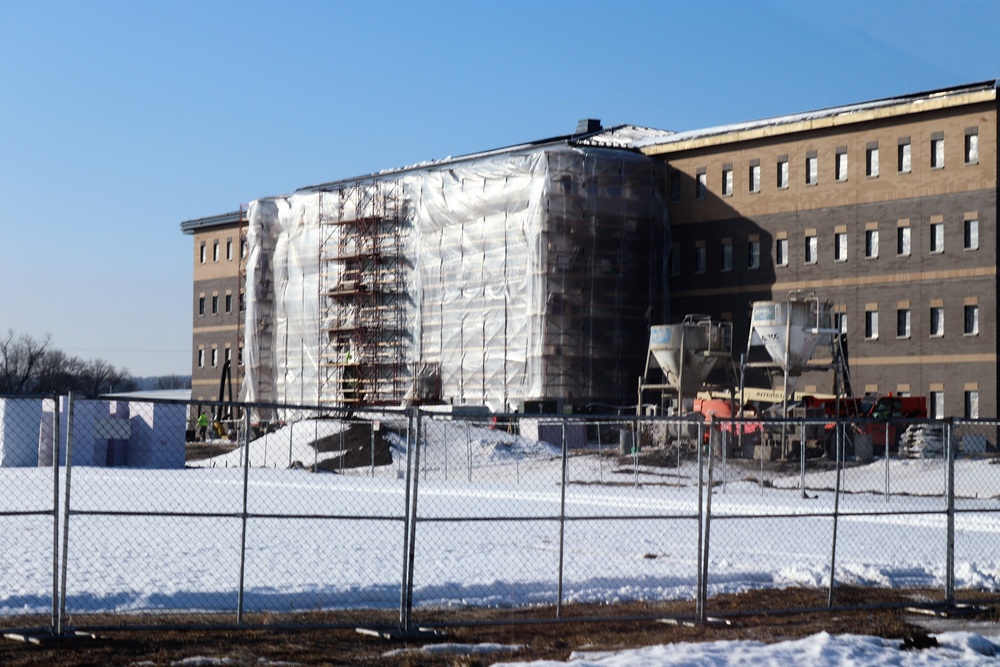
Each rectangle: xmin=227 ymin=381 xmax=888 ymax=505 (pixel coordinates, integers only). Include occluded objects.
xmin=241 ymin=143 xmax=670 ymax=415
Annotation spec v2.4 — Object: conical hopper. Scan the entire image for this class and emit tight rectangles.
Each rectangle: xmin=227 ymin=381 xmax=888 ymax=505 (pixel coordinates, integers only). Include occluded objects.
xmin=750 ymin=299 xmax=833 ymax=368
xmin=649 ymin=318 xmax=730 ymax=392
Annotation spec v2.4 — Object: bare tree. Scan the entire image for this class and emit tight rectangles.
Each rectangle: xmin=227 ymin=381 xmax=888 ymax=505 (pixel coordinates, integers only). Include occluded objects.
xmin=34 ymin=348 xmax=71 ymax=394
xmin=80 ymin=359 xmax=135 ymax=395
xmin=156 ymin=375 xmax=192 ymax=390
xmin=0 ymin=330 xmax=137 ymax=396
xmin=0 ymin=330 xmax=52 ymax=394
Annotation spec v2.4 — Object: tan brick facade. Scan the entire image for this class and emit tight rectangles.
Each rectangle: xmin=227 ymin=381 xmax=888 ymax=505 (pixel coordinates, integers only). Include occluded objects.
xmin=648 ymin=89 xmax=999 ymax=417
xmin=185 ymin=216 xmax=247 ymax=402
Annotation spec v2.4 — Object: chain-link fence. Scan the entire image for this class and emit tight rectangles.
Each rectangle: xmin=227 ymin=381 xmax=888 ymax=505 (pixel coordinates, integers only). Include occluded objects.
xmin=0 ymin=393 xmax=997 ymax=635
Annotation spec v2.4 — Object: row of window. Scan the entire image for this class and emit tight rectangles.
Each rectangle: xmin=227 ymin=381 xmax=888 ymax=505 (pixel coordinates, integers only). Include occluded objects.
xmin=673 ymin=127 xmax=980 ymax=201
xmin=197 ymin=292 xmax=244 ymax=316
xmin=196 ymin=346 xmax=243 ymax=369
xmin=926 ymin=390 xmax=980 ymax=419
xmin=781 ymin=218 xmax=978 ymax=267
xmin=672 ymin=217 xmax=979 ymax=275
xmin=856 ymin=304 xmax=979 ymax=340
xmin=845 ymin=390 xmax=978 ymax=419
xmin=199 ymin=236 xmax=247 ymax=264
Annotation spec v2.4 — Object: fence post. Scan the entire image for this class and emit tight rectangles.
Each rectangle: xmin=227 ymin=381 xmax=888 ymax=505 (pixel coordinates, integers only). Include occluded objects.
xmin=721 ymin=423 xmax=728 ymax=494
xmin=632 ymin=419 xmax=639 ymax=488
xmin=828 ymin=421 xmax=843 ymax=607
xmin=236 ymin=408 xmax=251 ymax=624
xmin=402 ymin=409 xmax=423 ymax=633
xmin=759 ymin=416 xmax=766 ymax=496
xmin=700 ymin=415 xmax=715 ymax=623
xmin=695 ymin=418 xmax=705 ymax=620
xmin=556 ymin=415 xmax=569 ymax=618
xmin=945 ymin=418 xmax=956 ymax=606
xmin=50 ymin=393 xmax=61 ymax=635
xmin=884 ymin=421 xmax=890 ymax=501
xmin=57 ymin=392 xmax=76 ymax=636
xmin=800 ymin=419 xmax=807 ymax=499
xmin=398 ymin=409 xmax=415 ymax=632
xmin=597 ymin=420 xmax=603 ymax=483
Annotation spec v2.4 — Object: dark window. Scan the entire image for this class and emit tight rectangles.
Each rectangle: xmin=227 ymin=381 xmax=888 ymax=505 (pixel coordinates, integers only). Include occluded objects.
xmin=898 ymin=138 xmax=911 ymax=173
xmin=964 ymin=305 xmax=979 ymax=335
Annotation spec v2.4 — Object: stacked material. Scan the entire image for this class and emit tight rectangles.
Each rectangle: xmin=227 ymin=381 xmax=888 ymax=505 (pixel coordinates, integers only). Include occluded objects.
xmin=899 ymin=423 xmax=947 ymax=458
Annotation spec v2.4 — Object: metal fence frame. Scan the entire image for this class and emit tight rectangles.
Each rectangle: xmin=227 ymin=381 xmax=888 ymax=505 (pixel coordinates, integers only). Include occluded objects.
xmin=0 ymin=393 xmax=997 ymax=636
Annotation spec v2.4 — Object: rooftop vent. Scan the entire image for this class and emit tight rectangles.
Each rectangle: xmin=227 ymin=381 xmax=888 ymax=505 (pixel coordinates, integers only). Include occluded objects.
xmin=575 ymin=118 xmax=602 ymax=134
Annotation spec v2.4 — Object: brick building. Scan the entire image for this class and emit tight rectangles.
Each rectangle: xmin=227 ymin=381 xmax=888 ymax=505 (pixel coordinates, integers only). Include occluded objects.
xmin=179 ymin=210 xmax=247 ymax=403
xmin=641 ymin=81 xmax=998 ymax=418
xmin=180 ymin=81 xmax=999 ymax=417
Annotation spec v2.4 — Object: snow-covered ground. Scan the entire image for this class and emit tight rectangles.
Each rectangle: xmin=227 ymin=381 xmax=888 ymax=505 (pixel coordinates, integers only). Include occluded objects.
xmin=1 ymin=419 xmax=998 ymax=648
xmin=488 ymin=631 xmax=1000 ymax=666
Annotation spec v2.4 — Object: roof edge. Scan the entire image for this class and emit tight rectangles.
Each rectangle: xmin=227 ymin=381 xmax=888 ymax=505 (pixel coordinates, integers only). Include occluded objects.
xmin=179 ymin=210 xmax=245 ymax=234
xmin=641 ymin=80 xmax=998 ymax=155
xmin=294 ymin=129 xmax=616 ymax=194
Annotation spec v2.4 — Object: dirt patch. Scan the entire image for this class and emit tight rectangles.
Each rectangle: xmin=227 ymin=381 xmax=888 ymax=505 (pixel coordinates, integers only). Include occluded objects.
xmin=1 ymin=588 xmax=995 ymax=666
xmin=313 ymin=423 xmax=394 ymax=471
xmin=184 ymin=442 xmax=240 ymax=462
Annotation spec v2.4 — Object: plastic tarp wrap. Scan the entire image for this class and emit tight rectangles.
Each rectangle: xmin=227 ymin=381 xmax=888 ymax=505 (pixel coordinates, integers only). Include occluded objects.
xmin=271 ymin=195 xmax=322 ymax=406
xmin=241 ymin=198 xmax=282 ymax=412
xmin=241 ymin=144 xmax=668 ymax=412
xmin=241 ymin=195 xmax=324 ymax=416
xmin=410 ymin=151 xmax=545 ymax=407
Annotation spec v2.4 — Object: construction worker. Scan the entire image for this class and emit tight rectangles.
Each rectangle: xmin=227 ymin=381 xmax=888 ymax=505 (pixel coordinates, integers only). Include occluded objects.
xmin=197 ymin=411 xmax=210 ymax=442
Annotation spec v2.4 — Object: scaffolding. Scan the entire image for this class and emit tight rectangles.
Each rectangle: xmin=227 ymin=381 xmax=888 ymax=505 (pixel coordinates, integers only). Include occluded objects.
xmin=242 ymin=144 xmax=669 ymax=413
xmin=539 ymin=149 xmax=663 ymax=406
xmin=318 ymin=181 xmax=408 ymax=406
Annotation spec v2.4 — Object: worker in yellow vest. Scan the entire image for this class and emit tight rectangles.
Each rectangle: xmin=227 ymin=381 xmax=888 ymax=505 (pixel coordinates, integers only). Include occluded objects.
xmin=197 ymin=411 xmax=210 ymax=442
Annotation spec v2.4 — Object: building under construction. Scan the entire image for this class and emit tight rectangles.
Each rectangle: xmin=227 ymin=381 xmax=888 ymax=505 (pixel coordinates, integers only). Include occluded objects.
xmin=238 ymin=128 xmax=671 ymax=412
xmin=184 ymin=79 xmax=1000 ymax=419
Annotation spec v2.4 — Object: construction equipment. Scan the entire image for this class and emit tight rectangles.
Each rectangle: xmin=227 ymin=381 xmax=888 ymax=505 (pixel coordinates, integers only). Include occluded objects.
xmin=637 ymin=315 xmax=735 ymax=416
xmin=741 ymin=292 xmax=847 ymax=459
xmin=213 ymin=359 xmax=236 ymax=438
xmin=804 ymin=393 xmax=927 ymax=457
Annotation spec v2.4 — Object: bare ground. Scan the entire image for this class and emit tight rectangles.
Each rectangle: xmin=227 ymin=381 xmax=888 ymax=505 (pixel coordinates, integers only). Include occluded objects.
xmin=1 ymin=588 xmax=996 ymax=666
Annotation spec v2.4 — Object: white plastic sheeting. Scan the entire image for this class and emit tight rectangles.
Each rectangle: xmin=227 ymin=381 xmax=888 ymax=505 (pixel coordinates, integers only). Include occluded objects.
xmin=241 ymin=144 xmax=669 ymax=412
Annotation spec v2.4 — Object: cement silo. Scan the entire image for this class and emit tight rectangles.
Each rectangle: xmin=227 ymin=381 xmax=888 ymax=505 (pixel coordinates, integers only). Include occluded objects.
xmin=637 ymin=315 xmax=733 ymax=415
xmin=743 ymin=292 xmax=847 ymax=459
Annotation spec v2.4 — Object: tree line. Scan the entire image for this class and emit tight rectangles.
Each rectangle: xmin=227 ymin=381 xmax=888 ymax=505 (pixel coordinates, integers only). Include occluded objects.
xmin=0 ymin=330 xmax=188 ymax=396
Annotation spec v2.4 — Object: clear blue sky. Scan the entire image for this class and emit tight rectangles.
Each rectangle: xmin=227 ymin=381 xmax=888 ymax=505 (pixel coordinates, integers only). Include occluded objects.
xmin=1 ymin=0 xmax=998 ymax=377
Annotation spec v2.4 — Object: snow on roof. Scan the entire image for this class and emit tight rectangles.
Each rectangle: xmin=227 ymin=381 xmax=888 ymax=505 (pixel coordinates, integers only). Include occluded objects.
xmin=635 ymin=80 xmax=998 ymax=150
xmin=103 ymin=388 xmax=192 ymax=401
xmin=293 ymin=122 xmax=678 ymax=194
xmin=575 ymin=124 xmax=675 ymax=148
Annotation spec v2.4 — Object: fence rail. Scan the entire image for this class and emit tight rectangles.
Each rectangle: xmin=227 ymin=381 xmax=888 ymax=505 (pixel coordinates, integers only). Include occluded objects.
xmin=0 ymin=392 xmax=997 ymax=634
